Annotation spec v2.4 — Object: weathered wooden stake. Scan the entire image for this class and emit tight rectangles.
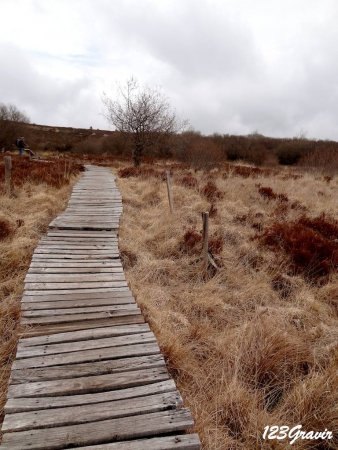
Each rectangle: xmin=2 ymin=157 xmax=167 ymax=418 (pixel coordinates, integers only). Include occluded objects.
xmin=202 ymin=211 xmax=209 ymax=271
xmin=4 ymin=156 xmax=12 ymax=195
xmin=166 ymin=170 xmax=174 ymax=213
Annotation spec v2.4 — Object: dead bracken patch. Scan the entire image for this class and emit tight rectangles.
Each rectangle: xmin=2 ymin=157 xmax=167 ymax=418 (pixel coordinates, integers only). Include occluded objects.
xmin=298 ymin=214 xmax=338 ymax=240
xmin=180 ymin=229 xmax=202 ymax=254
xmin=0 ymin=157 xmax=84 ymax=189
xmin=209 ymin=236 xmax=224 ymax=255
xmin=0 ymin=218 xmax=14 ymax=240
xmin=260 ymin=216 xmax=338 ymax=280
xmin=178 ymin=174 xmax=198 ymax=189
xmin=201 ymin=181 xmax=223 ymax=202
xmin=258 ymin=186 xmax=289 ymax=202
xmin=224 ymin=164 xmax=274 ymax=178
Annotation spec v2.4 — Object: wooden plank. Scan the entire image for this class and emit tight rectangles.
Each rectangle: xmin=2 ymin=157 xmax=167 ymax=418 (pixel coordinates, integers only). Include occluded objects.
xmin=47 ymin=231 xmax=118 ymax=237
xmin=76 ymin=435 xmax=201 ymax=450
xmin=34 ymin=248 xmax=120 ymax=253
xmin=19 ymin=324 xmax=149 ymax=346
xmin=12 ymin=341 xmax=159 ymax=369
xmin=25 ymin=274 xmax=125 ymax=282
xmin=16 ymin=332 xmax=155 ymax=357
xmin=32 ymin=253 xmax=119 ymax=259
xmin=21 ymin=304 xmax=138 ymax=317
xmin=21 ymin=309 xmax=141 ymax=325
xmin=40 ymin=237 xmax=118 ymax=242
xmin=22 ymin=315 xmax=145 ymax=336
xmin=24 ymin=281 xmax=128 ymax=290
xmin=22 ymin=297 xmax=134 ymax=309
xmin=22 ymin=290 xmax=133 ymax=302
xmin=27 ymin=267 xmax=124 ymax=274
xmin=8 ymin=367 xmax=169 ymax=397
xmin=23 ymin=287 xmax=130 ymax=295
xmin=0 ymin=408 xmax=194 ymax=450
xmin=10 ymin=354 xmax=165 ymax=384
xmin=29 ymin=261 xmax=123 ymax=268
xmin=2 ymin=391 xmax=182 ymax=432
xmin=10 ymin=353 xmax=166 ymax=384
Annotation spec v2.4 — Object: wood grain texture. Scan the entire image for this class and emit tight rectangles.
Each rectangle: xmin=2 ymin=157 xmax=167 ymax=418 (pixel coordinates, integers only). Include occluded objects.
xmin=0 ymin=165 xmax=200 ymax=449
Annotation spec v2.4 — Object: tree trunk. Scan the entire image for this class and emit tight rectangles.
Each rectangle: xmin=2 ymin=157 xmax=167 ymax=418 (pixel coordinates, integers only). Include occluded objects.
xmin=132 ymin=142 xmax=143 ymax=167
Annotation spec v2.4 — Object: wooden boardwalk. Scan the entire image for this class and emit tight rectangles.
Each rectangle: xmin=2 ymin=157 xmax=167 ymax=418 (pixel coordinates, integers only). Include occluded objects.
xmin=1 ymin=166 xmax=200 ymax=449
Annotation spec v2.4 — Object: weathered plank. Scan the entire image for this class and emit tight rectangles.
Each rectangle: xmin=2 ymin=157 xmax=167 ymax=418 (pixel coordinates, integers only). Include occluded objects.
xmin=0 ymin=409 xmax=194 ymax=450
xmin=2 ymin=391 xmax=182 ymax=432
xmin=77 ymin=435 xmax=201 ymax=450
xmin=12 ymin=341 xmax=159 ymax=369
xmin=24 ymin=281 xmax=128 ymax=290
xmin=22 ymin=290 xmax=132 ymax=301
xmin=16 ymin=332 xmax=155 ymax=357
xmin=7 ymin=367 xmax=169 ymax=398
xmin=19 ymin=324 xmax=150 ymax=346
xmin=22 ymin=315 xmax=145 ymax=336
xmin=10 ymin=354 xmax=165 ymax=384
xmin=22 ymin=298 xmax=135 ymax=310
xmin=25 ymin=274 xmax=125 ymax=282
xmin=23 ymin=287 xmax=130 ymax=295
xmin=21 ymin=309 xmax=140 ymax=326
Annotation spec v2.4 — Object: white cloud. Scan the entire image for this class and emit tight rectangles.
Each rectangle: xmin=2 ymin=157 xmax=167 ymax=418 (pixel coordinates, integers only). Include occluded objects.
xmin=1 ymin=0 xmax=338 ymax=139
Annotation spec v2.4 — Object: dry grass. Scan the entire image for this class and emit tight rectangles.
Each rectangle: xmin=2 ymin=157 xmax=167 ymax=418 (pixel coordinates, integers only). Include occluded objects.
xmin=117 ymin=161 xmax=338 ymax=449
xmin=0 ymin=156 xmax=81 ymax=425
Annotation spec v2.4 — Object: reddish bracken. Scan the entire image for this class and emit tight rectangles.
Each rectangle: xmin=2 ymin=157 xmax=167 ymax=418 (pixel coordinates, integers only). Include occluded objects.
xmin=180 ymin=229 xmax=202 ymax=254
xmin=201 ymin=181 xmax=223 ymax=202
xmin=0 ymin=157 xmax=84 ymax=189
xmin=298 ymin=214 xmax=338 ymax=241
xmin=223 ymin=164 xmax=277 ymax=179
xmin=258 ymin=186 xmax=289 ymax=202
xmin=178 ymin=174 xmax=198 ymax=189
xmin=260 ymin=217 xmax=338 ymax=280
xmin=0 ymin=219 xmax=13 ymax=240
xmin=209 ymin=236 xmax=224 ymax=254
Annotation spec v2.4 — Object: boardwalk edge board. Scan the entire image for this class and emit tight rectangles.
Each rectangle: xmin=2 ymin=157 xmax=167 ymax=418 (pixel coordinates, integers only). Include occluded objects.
xmin=0 ymin=165 xmax=200 ymax=449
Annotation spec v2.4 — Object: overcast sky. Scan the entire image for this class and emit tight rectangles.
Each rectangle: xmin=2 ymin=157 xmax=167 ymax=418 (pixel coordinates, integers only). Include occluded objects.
xmin=1 ymin=0 xmax=338 ymax=139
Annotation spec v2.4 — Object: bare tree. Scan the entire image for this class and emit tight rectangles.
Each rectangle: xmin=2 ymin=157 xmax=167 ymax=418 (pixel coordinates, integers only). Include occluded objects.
xmin=103 ymin=78 xmax=185 ymax=166
xmin=0 ymin=103 xmax=30 ymax=149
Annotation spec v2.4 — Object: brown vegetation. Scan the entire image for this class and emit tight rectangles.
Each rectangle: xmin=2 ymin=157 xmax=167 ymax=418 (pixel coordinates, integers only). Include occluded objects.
xmin=0 ymin=156 xmax=84 ymax=190
xmin=260 ymin=215 xmax=338 ymax=281
xmin=117 ymin=160 xmax=338 ymax=450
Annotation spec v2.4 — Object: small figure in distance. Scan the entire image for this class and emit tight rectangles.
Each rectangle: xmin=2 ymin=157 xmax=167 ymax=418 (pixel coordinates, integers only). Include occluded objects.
xmin=15 ymin=137 xmax=35 ymax=157
xmin=15 ymin=136 xmax=26 ymax=156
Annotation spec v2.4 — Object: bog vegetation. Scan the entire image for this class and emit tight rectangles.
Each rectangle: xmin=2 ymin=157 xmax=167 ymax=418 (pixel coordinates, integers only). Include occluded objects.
xmin=0 ymin=114 xmax=337 ymax=449
xmin=116 ymin=161 xmax=337 ymax=450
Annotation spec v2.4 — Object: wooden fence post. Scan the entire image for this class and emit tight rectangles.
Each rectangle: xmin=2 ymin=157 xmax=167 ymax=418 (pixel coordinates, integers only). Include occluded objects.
xmin=202 ymin=211 xmax=209 ymax=271
xmin=166 ymin=170 xmax=174 ymax=213
xmin=4 ymin=156 xmax=12 ymax=195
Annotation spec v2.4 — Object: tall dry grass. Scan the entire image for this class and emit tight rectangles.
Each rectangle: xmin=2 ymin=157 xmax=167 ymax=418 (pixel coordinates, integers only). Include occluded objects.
xmin=117 ymin=162 xmax=338 ymax=449
xmin=0 ymin=156 xmax=81 ymax=426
